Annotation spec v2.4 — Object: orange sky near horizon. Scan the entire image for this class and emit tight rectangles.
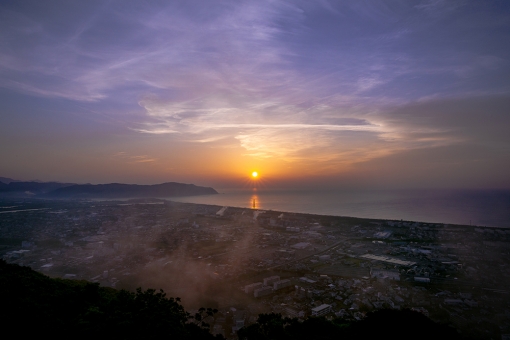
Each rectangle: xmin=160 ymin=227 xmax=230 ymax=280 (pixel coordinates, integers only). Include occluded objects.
xmin=0 ymin=2 xmax=509 ymax=190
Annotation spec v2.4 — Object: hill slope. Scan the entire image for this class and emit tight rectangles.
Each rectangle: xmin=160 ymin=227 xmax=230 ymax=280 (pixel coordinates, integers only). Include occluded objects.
xmin=0 ymin=261 xmax=465 ymax=340
xmin=45 ymin=182 xmax=218 ymax=198
xmin=0 ymin=260 xmax=219 ymax=339
xmin=0 ymin=181 xmax=75 ymax=194
xmin=0 ymin=180 xmax=218 ymax=199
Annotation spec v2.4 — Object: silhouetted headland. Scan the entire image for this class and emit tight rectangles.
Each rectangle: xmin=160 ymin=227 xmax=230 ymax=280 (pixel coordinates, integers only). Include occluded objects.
xmin=0 ymin=179 xmax=218 ymax=199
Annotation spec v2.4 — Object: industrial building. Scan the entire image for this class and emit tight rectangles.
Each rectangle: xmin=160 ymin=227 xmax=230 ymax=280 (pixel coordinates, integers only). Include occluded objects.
xmin=291 ymin=242 xmax=311 ymax=249
xmin=414 ymin=277 xmax=430 ymax=283
xmin=311 ymin=304 xmax=332 ymax=317
xmin=244 ymin=282 xmax=263 ymax=294
xmin=263 ymin=275 xmax=280 ymax=286
xmin=254 ymin=286 xmax=273 ymax=298
xmin=374 ymin=231 xmax=392 ymax=239
xmin=273 ymin=279 xmax=291 ymax=290
xmin=370 ymin=268 xmax=400 ymax=281
xmin=359 ymin=254 xmax=416 ymax=266
xmin=284 ymin=307 xmax=304 ymax=318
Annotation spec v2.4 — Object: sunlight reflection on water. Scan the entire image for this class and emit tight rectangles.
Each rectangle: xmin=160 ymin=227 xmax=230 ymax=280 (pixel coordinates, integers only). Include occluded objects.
xmin=170 ymin=189 xmax=510 ymax=228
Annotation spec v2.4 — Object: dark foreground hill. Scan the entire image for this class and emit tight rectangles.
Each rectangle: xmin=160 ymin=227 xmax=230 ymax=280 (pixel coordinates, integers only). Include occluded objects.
xmin=238 ymin=310 xmax=463 ymax=340
xmin=0 ymin=261 xmax=464 ymax=340
xmin=0 ymin=260 xmax=220 ymax=339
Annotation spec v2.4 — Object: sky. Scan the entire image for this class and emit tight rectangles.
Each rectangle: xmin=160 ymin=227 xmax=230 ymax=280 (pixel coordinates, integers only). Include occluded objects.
xmin=0 ymin=0 xmax=509 ymax=190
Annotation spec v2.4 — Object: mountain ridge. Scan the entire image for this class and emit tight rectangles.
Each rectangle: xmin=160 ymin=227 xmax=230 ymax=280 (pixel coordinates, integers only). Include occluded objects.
xmin=0 ymin=179 xmax=218 ymax=199
xmin=46 ymin=182 xmax=218 ymax=199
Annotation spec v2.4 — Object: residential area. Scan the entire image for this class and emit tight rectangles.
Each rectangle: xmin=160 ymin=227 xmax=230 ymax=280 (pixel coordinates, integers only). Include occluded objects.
xmin=1 ymin=198 xmax=509 ymax=339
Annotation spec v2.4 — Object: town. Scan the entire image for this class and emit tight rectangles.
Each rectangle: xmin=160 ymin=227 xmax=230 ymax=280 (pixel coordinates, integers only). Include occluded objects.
xmin=1 ymin=198 xmax=509 ymax=339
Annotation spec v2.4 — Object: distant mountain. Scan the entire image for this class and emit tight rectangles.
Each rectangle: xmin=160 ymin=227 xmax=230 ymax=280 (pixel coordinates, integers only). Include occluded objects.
xmin=45 ymin=182 xmax=218 ymax=199
xmin=0 ymin=181 xmax=76 ymax=196
xmin=0 ymin=180 xmax=218 ymax=199
xmin=0 ymin=177 xmax=20 ymax=184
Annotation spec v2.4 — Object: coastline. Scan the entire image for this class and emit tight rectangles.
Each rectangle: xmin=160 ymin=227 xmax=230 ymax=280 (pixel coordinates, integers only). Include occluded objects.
xmin=166 ymin=199 xmax=491 ymax=231
xmin=168 ymin=188 xmax=510 ymax=229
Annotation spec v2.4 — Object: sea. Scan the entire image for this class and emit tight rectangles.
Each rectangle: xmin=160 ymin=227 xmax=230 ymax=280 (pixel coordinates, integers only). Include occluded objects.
xmin=170 ymin=189 xmax=510 ymax=228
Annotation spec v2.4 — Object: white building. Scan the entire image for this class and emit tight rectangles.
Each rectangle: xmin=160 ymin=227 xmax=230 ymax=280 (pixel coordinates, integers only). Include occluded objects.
xmin=291 ymin=242 xmax=311 ymax=250
xmin=299 ymin=277 xmax=316 ymax=284
xmin=414 ymin=277 xmax=430 ymax=283
xmin=359 ymin=254 xmax=416 ymax=266
xmin=263 ymin=275 xmax=280 ymax=286
xmin=216 ymin=207 xmax=228 ymax=216
xmin=245 ymin=282 xmax=263 ymax=294
xmin=273 ymin=279 xmax=291 ymax=290
xmin=254 ymin=286 xmax=273 ymax=298
xmin=374 ymin=231 xmax=392 ymax=239
xmin=318 ymin=255 xmax=331 ymax=261
xmin=311 ymin=304 xmax=332 ymax=317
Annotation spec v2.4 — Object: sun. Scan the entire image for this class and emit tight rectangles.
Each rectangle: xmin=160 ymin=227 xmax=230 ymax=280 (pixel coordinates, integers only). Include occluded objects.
xmin=251 ymin=171 xmax=258 ymax=178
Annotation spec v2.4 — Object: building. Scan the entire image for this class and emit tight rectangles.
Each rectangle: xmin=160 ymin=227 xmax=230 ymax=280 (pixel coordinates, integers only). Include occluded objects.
xmin=359 ymin=254 xmax=416 ymax=266
xmin=311 ymin=304 xmax=332 ymax=317
xmin=254 ymin=286 xmax=273 ymax=298
xmin=299 ymin=277 xmax=316 ymax=284
xmin=370 ymin=268 xmax=400 ymax=281
xmin=263 ymin=275 xmax=280 ymax=286
xmin=291 ymin=242 xmax=311 ymax=250
xmin=21 ymin=241 xmax=34 ymax=248
xmin=374 ymin=231 xmax=392 ymax=239
xmin=295 ymin=286 xmax=309 ymax=298
xmin=245 ymin=282 xmax=263 ymax=294
xmin=304 ymin=231 xmax=322 ymax=238
xmin=216 ymin=207 xmax=228 ymax=216
xmin=273 ymin=279 xmax=291 ymax=290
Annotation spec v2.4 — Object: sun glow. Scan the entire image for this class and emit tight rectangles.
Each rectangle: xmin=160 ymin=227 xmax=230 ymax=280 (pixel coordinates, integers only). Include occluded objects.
xmin=251 ymin=171 xmax=258 ymax=178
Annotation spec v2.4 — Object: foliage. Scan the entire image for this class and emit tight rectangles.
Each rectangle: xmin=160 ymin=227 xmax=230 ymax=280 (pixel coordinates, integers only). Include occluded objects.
xmin=238 ymin=313 xmax=348 ymax=340
xmin=0 ymin=260 xmax=464 ymax=340
xmin=0 ymin=260 xmax=221 ymax=339
xmin=239 ymin=309 xmax=463 ymax=340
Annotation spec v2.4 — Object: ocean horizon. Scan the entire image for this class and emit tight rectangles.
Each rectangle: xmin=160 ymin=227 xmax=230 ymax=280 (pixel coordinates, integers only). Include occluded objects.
xmin=170 ymin=188 xmax=510 ymax=229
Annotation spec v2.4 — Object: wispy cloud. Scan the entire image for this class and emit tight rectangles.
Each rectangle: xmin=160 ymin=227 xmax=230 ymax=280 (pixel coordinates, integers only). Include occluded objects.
xmin=1 ymin=0 xmax=509 ymax=181
xmin=113 ymin=152 xmax=157 ymax=164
